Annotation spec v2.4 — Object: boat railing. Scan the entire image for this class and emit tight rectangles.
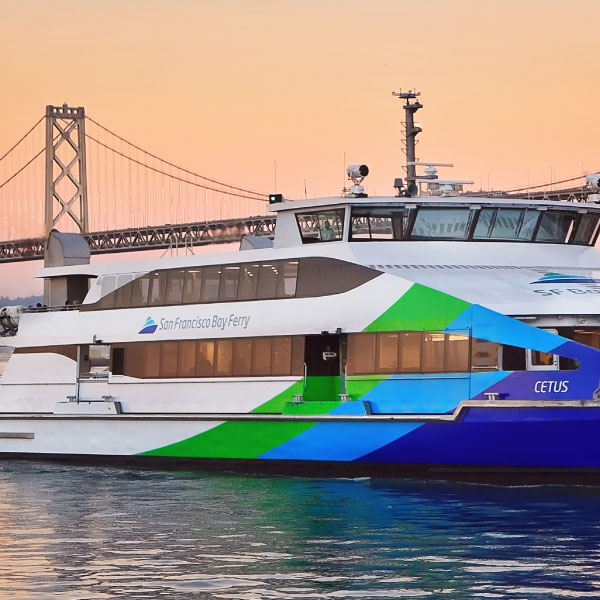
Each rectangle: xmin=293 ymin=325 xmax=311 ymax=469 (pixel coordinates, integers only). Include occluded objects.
xmin=21 ymin=304 xmax=81 ymax=314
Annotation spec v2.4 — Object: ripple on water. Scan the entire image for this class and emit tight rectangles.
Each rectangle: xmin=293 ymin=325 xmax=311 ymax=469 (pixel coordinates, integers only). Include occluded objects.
xmin=0 ymin=462 xmax=599 ymax=598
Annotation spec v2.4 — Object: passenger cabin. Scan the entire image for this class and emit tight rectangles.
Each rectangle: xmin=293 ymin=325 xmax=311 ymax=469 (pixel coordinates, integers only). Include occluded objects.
xmin=13 ymin=194 xmax=600 ymax=393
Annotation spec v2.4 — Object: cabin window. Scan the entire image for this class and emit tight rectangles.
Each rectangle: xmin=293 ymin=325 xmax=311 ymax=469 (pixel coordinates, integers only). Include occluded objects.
xmin=471 ymin=338 xmax=499 ymax=371
xmin=348 ymin=331 xmax=470 ymax=375
xmin=411 ymin=208 xmax=473 ymax=240
xmin=160 ymin=341 xmax=179 ymax=377
xmin=536 ymin=211 xmax=576 ymax=243
xmin=182 ymin=269 xmax=202 ymax=304
xmin=97 ymin=276 xmax=116 ymax=309
xmin=148 ymin=272 xmax=167 ymax=306
xmin=377 ymin=332 xmax=399 ymax=373
xmin=271 ymin=336 xmax=292 ymax=375
xmin=201 ymin=266 xmax=221 ymax=302
xmin=530 ymin=350 xmax=555 ymax=366
xmin=219 ymin=265 xmax=241 ymax=302
xmin=197 ymin=340 xmax=215 ymax=376
xmin=89 ymin=344 xmax=110 ymax=376
xmin=215 ymin=339 xmax=233 ymax=376
xmin=233 ymin=338 xmax=253 ymax=376
xmin=573 ymin=330 xmax=600 ymax=349
xmin=572 ymin=214 xmax=600 ymax=245
xmin=350 ymin=208 xmax=411 ymax=241
xmin=114 ymin=274 xmax=133 ymax=308
xmin=253 ymin=337 xmax=272 ymax=376
xmin=445 ymin=333 xmax=470 ymax=372
xmin=422 ymin=333 xmax=446 ymax=372
xmin=257 ymin=264 xmax=279 ymax=299
xmin=131 ymin=274 xmax=151 ymax=306
xmin=238 ymin=264 xmax=260 ymax=300
xmin=165 ymin=269 xmax=186 ymax=305
xmin=399 ymin=332 xmax=421 ymax=372
xmin=348 ymin=333 xmax=376 ymax=374
xmin=82 ymin=258 xmax=379 ymax=310
xmin=178 ymin=340 xmax=197 ymax=377
xmin=276 ymin=261 xmax=299 ymax=298
xmin=296 ymin=209 xmax=345 ymax=243
xmin=474 ymin=208 xmax=538 ymax=241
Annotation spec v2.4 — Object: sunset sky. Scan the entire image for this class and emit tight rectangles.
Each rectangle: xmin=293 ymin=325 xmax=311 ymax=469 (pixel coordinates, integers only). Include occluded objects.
xmin=1 ymin=0 xmax=599 ymax=296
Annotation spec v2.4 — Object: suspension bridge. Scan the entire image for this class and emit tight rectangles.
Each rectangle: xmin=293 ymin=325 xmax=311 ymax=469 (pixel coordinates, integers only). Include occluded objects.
xmin=0 ymin=103 xmax=596 ymax=264
xmin=0 ymin=104 xmax=275 ymax=264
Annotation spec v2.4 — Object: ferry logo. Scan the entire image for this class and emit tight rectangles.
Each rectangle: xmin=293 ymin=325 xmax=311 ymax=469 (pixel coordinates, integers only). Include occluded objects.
xmin=530 ymin=272 xmax=600 ymax=285
xmin=139 ymin=317 xmax=158 ymax=334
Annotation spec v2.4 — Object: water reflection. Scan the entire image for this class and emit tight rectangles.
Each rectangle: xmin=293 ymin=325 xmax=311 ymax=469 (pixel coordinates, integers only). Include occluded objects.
xmin=0 ymin=462 xmax=599 ymax=598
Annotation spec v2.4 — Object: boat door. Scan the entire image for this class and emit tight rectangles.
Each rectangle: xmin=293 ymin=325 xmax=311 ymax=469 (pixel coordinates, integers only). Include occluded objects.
xmin=303 ymin=333 xmax=342 ymax=402
xmin=526 ymin=329 xmax=559 ymax=371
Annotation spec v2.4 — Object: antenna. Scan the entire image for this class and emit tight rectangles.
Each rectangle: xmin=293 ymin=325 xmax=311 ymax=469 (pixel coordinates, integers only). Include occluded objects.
xmin=392 ymin=89 xmax=422 ymax=192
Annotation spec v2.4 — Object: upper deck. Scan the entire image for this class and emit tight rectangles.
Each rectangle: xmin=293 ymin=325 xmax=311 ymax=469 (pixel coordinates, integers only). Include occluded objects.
xmin=269 ymin=195 xmax=600 ymax=249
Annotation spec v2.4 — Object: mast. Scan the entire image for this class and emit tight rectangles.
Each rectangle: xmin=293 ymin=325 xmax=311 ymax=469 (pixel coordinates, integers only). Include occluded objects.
xmin=392 ymin=90 xmax=422 ymax=195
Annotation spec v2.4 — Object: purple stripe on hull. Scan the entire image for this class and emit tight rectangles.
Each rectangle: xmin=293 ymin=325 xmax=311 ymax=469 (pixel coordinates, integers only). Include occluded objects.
xmin=357 ymin=407 xmax=600 ymax=468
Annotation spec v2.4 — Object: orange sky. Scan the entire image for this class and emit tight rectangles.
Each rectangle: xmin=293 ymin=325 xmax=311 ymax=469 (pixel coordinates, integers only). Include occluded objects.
xmin=1 ymin=0 xmax=600 ymax=296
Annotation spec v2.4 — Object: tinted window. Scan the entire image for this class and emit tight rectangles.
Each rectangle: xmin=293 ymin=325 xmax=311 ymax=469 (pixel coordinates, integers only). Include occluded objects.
xmin=220 ymin=265 xmax=241 ymax=302
xmin=271 ymin=336 xmax=292 ymax=375
xmin=536 ymin=211 xmax=576 ymax=243
xmin=276 ymin=261 xmax=298 ymax=298
xmin=178 ymin=340 xmax=196 ymax=377
xmin=182 ymin=269 xmax=202 ymax=304
xmin=131 ymin=274 xmax=150 ymax=307
xmin=148 ymin=272 xmax=167 ymax=306
xmin=295 ymin=258 xmax=378 ymax=298
xmin=399 ymin=332 xmax=421 ymax=371
xmin=347 ymin=333 xmax=376 ymax=375
xmin=253 ymin=337 xmax=272 ymax=376
xmin=297 ymin=209 xmax=345 ymax=243
xmin=160 ymin=341 xmax=179 ymax=377
xmin=350 ymin=209 xmax=411 ymax=241
xmin=165 ymin=269 xmax=185 ymax=305
xmin=201 ymin=266 xmax=221 ymax=302
xmin=573 ymin=214 xmax=600 ymax=245
xmin=238 ymin=264 xmax=259 ymax=300
xmin=445 ymin=333 xmax=469 ymax=372
xmin=197 ymin=340 xmax=215 ymax=377
xmin=83 ymin=258 xmax=379 ymax=310
xmin=471 ymin=338 xmax=499 ymax=371
xmin=114 ymin=274 xmax=133 ymax=309
xmin=215 ymin=339 xmax=233 ymax=376
xmin=233 ymin=338 xmax=253 ymax=376
xmin=411 ymin=208 xmax=473 ymax=240
xmin=257 ymin=263 xmax=279 ymax=299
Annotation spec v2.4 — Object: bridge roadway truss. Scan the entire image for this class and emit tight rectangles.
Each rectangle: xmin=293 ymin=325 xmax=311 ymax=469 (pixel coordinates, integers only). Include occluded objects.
xmin=0 ymin=216 xmax=276 ymax=264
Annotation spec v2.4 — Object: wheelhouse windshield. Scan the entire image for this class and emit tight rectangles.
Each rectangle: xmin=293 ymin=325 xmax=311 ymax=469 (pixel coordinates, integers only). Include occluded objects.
xmin=347 ymin=205 xmax=600 ymax=245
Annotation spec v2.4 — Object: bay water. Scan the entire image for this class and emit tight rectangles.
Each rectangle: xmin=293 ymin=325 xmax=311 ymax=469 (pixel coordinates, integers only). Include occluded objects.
xmin=1 ymin=461 xmax=599 ymax=599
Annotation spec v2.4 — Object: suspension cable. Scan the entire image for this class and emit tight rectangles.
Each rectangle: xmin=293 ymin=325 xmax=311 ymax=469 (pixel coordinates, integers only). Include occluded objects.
xmin=86 ymin=115 xmax=267 ymax=198
xmin=0 ymin=148 xmax=44 ymax=191
xmin=0 ymin=117 xmax=44 ymax=163
xmin=504 ymin=172 xmax=596 ymax=193
xmin=85 ymin=133 xmax=268 ymax=201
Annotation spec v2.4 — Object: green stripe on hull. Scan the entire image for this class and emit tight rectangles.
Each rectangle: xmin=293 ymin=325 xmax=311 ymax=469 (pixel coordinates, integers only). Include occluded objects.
xmin=143 ymin=419 xmax=315 ymax=459
xmin=143 ymin=377 xmax=342 ymax=458
xmin=365 ymin=283 xmax=470 ymax=332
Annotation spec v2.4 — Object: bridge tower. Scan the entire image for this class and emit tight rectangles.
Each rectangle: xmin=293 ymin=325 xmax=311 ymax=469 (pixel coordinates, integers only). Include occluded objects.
xmin=44 ymin=104 xmax=89 ymax=235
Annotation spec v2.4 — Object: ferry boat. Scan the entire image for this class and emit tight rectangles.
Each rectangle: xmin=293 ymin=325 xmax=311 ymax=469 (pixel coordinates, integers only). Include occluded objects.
xmin=2 ymin=96 xmax=600 ymax=482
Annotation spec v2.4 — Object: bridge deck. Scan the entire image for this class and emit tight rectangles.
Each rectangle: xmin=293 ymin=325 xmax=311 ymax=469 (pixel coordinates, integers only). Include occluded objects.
xmin=0 ymin=216 xmax=276 ymax=264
